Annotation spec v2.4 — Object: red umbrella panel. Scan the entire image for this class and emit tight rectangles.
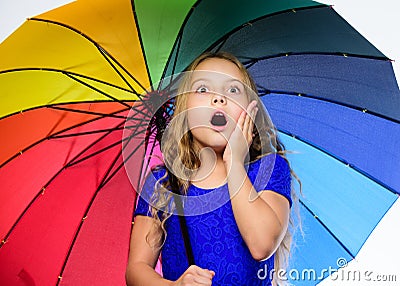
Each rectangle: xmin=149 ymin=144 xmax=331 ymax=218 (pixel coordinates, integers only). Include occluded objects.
xmin=0 ymin=104 xmax=146 ymax=285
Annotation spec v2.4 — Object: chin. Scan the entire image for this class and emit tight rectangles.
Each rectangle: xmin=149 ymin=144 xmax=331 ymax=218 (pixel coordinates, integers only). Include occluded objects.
xmin=208 ymin=138 xmax=228 ymax=153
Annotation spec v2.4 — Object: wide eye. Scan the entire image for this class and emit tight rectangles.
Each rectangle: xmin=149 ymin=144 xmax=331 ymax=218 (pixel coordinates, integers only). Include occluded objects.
xmin=228 ymin=86 xmax=240 ymax=94
xmin=196 ymin=86 xmax=209 ymax=93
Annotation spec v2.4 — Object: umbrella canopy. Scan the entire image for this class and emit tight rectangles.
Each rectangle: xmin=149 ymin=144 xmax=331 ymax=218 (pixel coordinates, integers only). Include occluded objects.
xmin=0 ymin=0 xmax=399 ymax=285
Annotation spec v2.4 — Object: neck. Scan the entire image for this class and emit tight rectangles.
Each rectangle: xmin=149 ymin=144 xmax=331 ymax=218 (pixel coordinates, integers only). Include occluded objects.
xmin=191 ymin=147 xmax=226 ymax=187
xmin=194 ymin=147 xmax=217 ymax=181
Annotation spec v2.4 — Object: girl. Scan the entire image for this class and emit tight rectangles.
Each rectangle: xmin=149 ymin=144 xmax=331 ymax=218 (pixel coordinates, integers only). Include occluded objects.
xmin=126 ymin=52 xmax=298 ymax=285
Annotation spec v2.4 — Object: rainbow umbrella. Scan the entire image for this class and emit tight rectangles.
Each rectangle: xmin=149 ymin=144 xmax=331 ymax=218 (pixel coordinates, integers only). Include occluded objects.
xmin=0 ymin=0 xmax=399 ymax=285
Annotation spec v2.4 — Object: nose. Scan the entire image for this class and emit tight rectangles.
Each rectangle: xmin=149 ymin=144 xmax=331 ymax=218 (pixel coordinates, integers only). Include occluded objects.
xmin=211 ymin=93 xmax=226 ymax=105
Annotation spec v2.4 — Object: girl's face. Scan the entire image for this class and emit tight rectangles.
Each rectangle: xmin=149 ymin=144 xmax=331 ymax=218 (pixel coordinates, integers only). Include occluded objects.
xmin=186 ymin=58 xmax=250 ymax=153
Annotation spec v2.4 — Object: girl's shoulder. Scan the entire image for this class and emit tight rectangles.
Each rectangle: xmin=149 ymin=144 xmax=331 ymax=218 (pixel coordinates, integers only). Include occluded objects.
xmin=149 ymin=165 xmax=168 ymax=179
xmin=248 ymin=153 xmax=289 ymax=175
xmin=139 ymin=165 xmax=168 ymax=190
xmin=248 ymin=153 xmax=292 ymax=205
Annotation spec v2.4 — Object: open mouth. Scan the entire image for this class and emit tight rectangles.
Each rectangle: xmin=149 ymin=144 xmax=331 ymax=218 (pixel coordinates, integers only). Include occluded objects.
xmin=210 ymin=111 xmax=227 ymax=127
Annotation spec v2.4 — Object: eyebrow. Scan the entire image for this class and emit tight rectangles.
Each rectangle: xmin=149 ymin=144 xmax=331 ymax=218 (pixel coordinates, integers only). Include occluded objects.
xmin=190 ymin=78 xmax=244 ymax=87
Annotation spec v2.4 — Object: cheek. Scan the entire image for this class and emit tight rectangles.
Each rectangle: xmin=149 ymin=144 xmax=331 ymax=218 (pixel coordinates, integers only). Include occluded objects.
xmin=186 ymin=94 xmax=208 ymax=109
xmin=228 ymin=96 xmax=249 ymax=121
xmin=230 ymin=104 xmax=246 ymax=123
xmin=187 ymin=107 xmax=208 ymax=129
xmin=229 ymin=112 xmax=240 ymax=124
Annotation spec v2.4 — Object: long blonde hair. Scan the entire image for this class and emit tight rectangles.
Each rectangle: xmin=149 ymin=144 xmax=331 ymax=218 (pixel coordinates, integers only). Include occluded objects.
xmin=145 ymin=52 xmax=301 ymax=283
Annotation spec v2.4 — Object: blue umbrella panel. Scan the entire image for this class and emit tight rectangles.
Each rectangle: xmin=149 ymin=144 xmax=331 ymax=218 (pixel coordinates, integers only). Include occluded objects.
xmin=201 ymin=4 xmax=399 ymax=285
xmin=158 ymin=1 xmax=400 ymax=284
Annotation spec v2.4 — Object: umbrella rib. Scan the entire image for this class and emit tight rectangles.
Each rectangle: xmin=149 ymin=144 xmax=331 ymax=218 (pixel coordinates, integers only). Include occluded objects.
xmin=48 ymin=108 xmax=128 ymax=138
xmin=298 ymin=199 xmax=355 ymax=259
xmin=0 ymin=68 xmax=139 ymax=121
xmin=278 ymin=129 xmax=399 ymax=195
xmin=141 ymin=129 xmax=159 ymax=187
xmin=170 ymin=34 xmax=184 ymax=80
xmin=0 ymin=68 xmax=137 ymax=95
xmin=63 ymin=100 xmax=151 ymax=167
xmin=57 ymin=134 xmax=148 ymax=283
xmin=49 ymin=100 xmax=149 ymax=143
xmin=51 ymin=121 xmax=149 ymax=140
xmin=64 ymin=73 xmax=133 ymax=108
xmin=131 ymin=1 xmax=154 ymax=90
xmin=159 ymin=0 xmax=200 ymax=82
xmin=242 ymin=51 xmax=389 ymax=66
xmin=55 ymin=143 xmax=132 ymax=284
xmin=2 ymin=102 xmax=149 ymax=173
xmin=96 ymin=45 xmax=146 ymax=93
xmin=0 ymin=99 xmax=129 ymax=121
xmin=100 ymin=135 xmax=146 ymax=190
xmin=0 ymin=120 xmax=126 ymax=245
xmin=66 ymin=128 xmax=146 ymax=168
xmin=0 ymin=106 xmax=131 ymax=169
xmin=213 ymin=37 xmax=229 ymax=54
xmin=49 ymin=106 xmax=151 ymax=135
xmin=244 ymin=60 xmax=257 ymax=69
xmin=99 ymin=105 xmax=155 ymax=190
xmin=50 ymin=126 xmax=126 ymax=139
xmin=160 ymin=4 xmax=338 ymax=78
xmin=203 ymin=5 xmax=388 ymax=63
xmin=122 ymin=106 xmax=162 ymax=188
xmin=29 ymin=17 xmax=147 ymax=92
xmin=59 ymin=120 xmax=126 ymax=167
xmin=126 ymin=103 xmax=153 ymax=120
xmin=257 ymin=87 xmax=400 ymax=125
xmin=57 ymin=125 xmax=156 ymax=285
xmin=48 ymin=105 xmax=129 ymax=119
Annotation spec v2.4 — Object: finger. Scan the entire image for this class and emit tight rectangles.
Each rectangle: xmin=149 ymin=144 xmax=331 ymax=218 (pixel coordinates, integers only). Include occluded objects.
xmin=247 ymin=100 xmax=257 ymax=114
xmin=188 ymin=265 xmax=212 ymax=277
xmin=193 ymin=275 xmax=212 ymax=285
xmin=196 ymin=267 xmax=214 ymax=279
xmin=251 ymin=106 xmax=258 ymax=122
xmin=243 ymin=108 xmax=254 ymax=141
xmin=236 ymin=110 xmax=246 ymax=130
xmin=245 ymin=101 xmax=257 ymax=122
xmin=181 ymin=273 xmax=204 ymax=286
xmin=243 ymin=103 xmax=254 ymax=131
xmin=244 ymin=108 xmax=251 ymax=128
xmin=248 ymin=107 xmax=258 ymax=140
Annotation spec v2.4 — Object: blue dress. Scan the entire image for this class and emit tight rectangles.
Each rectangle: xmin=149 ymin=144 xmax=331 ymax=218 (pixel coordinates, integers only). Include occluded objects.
xmin=135 ymin=154 xmax=292 ymax=285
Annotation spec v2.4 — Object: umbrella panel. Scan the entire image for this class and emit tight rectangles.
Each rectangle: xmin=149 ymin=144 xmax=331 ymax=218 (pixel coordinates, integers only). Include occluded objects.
xmin=162 ymin=0 xmax=321 ymax=80
xmin=0 ymin=109 xmax=133 ymax=240
xmin=36 ymin=0 xmax=150 ymax=90
xmin=0 ymin=108 xmax=148 ymax=285
xmin=59 ymin=158 xmax=136 ymax=286
xmin=251 ymin=55 xmax=400 ymax=122
xmin=0 ymin=102 xmax=130 ymax=166
xmin=261 ymin=91 xmax=400 ymax=193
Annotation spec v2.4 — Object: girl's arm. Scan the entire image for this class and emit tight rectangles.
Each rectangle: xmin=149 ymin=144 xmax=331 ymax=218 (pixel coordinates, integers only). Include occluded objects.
xmin=126 ymin=215 xmax=215 ymax=286
xmin=126 ymin=215 xmax=171 ymax=285
xmin=226 ymin=163 xmax=290 ymax=261
xmin=223 ymin=101 xmax=290 ymax=261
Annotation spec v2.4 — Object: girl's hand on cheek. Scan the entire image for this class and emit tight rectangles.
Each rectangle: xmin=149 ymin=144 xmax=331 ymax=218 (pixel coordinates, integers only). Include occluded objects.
xmin=172 ymin=265 xmax=215 ymax=286
xmin=223 ymin=100 xmax=258 ymax=166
